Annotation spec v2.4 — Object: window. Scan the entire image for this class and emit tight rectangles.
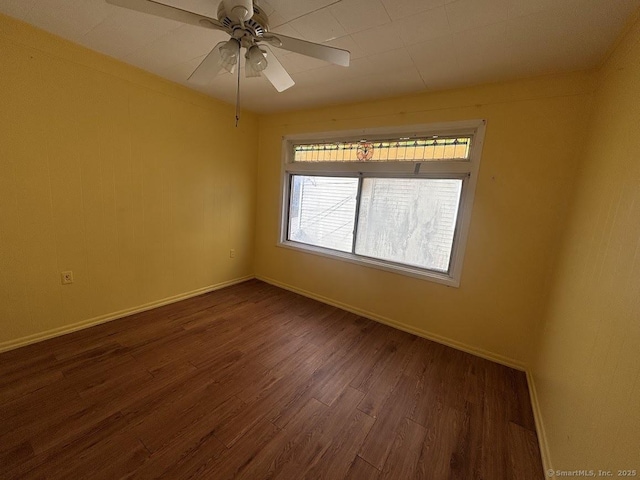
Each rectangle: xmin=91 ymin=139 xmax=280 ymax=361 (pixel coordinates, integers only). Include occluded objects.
xmin=279 ymin=121 xmax=486 ymax=287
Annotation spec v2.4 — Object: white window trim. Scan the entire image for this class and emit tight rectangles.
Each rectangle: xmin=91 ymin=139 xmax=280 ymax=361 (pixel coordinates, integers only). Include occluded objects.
xmin=277 ymin=120 xmax=486 ymax=287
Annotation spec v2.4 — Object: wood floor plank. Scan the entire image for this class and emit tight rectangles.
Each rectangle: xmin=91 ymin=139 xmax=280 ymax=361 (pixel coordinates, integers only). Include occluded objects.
xmin=134 ymin=388 xmax=244 ymax=454
xmin=300 ymin=396 xmax=375 ymax=479
xmin=481 ymin=362 xmax=513 ymax=479
xmin=58 ymin=434 xmax=149 ymax=480
xmin=506 ymin=368 xmax=538 ymax=431
xmin=212 ymin=357 xmax=320 ymax=447
xmin=271 ymin=387 xmax=369 ymax=480
xmin=409 ymin=342 xmax=456 ymax=426
xmin=418 ymin=404 xmax=470 ymax=479
xmin=0 ymin=380 xmax=87 ymax=448
xmin=508 ymin=422 xmax=545 ymax=480
xmin=253 ymin=333 xmax=309 ymax=370
xmin=28 ymin=395 xmax=139 ymax=455
xmin=357 ymin=402 xmax=408 ymax=468
xmin=187 ymin=419 xmax=280 ymax=480
xmin=0 ymin=441 xmax=34 ymax=473
xmin=311 ymin=322 xmax=397 ymax=406
xmin=356 ymin=333 xmax=416 ymax=417
xmin=449 ymin=401 xmax=484 ymax=479
xmin=5 ymin=411 xmax=135 ymax=478
xmin=379 ymin=418 xmax=427 ymax=480
xmin=0 ymin=369 xmax=65 ymax=406
xmin=349 ymin=325 xmax=403 ymax=391
xmin=117 ymin=364 xmax=222 ymax=423
xmin=357 ymin=352 xmax=433 ymax=469
xmin=0 ymin=279 xmax=544 ymax=479
xmin=232 ymin=397 xmax=330 ymax=480
xmin=125 ymin=431 xmax=226 ymax=480
xmin=345 ymin=456 xmax=381 ymax=480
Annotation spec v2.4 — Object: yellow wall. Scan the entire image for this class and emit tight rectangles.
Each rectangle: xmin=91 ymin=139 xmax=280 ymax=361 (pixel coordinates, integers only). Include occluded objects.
xmin=2 ymin=6 xmax=639 ymax=472
xmin=0 ymin=14 xmax=258 ymax=349
xmin=255 ymin=73 xmax=595 ymax=367
xmin=531 ymin=14 xmax=640 ymax=471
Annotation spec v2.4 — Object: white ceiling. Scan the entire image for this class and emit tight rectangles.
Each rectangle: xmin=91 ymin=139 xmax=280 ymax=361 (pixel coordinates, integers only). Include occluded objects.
xmin=1 ymin=0 xmax=638 ymax=113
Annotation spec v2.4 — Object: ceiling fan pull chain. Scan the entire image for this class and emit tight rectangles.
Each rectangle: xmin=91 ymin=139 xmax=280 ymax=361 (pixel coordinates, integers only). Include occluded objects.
xmin=235 ymin=57 xmax=241 ymax=127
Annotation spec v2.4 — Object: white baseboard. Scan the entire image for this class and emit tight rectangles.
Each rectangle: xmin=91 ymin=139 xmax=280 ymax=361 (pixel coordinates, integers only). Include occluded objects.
xmin=256 ymin=274 xmax=527 ymax=372
xmin=0 ymin=275 xmax=254 ymax=353
xmin=526 ymin=370 xmax=553 ymax=474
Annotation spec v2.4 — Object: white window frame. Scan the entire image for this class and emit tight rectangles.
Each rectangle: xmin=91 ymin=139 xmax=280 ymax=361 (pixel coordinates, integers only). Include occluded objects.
xmin=278 ymin=119 xmax=486 ymax=287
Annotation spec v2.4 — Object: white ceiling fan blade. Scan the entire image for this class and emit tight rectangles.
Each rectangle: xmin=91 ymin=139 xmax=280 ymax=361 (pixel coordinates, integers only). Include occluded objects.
xmin=261 ymin=46 xmax=295 ymax=92
xmin=188 ymin=42 xmax=228 ymax=85
xmin=260 ymin=33 xmax=350 ymax=67
xmin=106 ymin=0 xmax=226 ymax=31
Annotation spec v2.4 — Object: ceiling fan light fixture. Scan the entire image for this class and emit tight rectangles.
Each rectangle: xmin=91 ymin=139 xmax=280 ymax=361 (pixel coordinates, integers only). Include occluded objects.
xmin=219 ymin=38 xmax=240 ymax=73
xmin=245 ymin=61 xmax=262 ymax=78
xmin=246 ymin=45 xmax=267 ymax=72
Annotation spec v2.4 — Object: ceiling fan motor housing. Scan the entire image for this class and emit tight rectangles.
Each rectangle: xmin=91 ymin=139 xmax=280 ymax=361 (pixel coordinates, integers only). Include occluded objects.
xmin=218 ymin=0 xmax=269 ymax=36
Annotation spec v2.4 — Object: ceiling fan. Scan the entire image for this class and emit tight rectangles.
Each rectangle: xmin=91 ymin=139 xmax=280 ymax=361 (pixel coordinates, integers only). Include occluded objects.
xmin=106 ymin=0 xmax=350 ymax=119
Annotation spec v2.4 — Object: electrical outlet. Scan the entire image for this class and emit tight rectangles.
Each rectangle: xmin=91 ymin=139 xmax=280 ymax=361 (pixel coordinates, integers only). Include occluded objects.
xmin=229 ymin=249 xmax=236 ymax=258
xmin=61 ymin=271 xmax=74 ymax=285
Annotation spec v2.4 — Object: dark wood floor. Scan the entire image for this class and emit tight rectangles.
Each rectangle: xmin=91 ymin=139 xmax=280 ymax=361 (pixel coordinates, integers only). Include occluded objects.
xmin=0 ymin=280 xmax=543 ymax=479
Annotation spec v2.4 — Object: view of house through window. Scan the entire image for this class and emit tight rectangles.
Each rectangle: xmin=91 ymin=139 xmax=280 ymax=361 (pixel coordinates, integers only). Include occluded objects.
xmin=281 ymin=122 xmax=484 ymax=285
xmin=288 ymin=176 xmax=463 ymax=272
xmin=355 ymin=178 xmax=462 ymax=272
xmin=288 ymin=176 xmax=358 ymax=253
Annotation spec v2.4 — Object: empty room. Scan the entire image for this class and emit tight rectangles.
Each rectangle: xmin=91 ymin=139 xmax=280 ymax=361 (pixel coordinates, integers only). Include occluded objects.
xmin=1 ymin=0 xmax=639 ymax=478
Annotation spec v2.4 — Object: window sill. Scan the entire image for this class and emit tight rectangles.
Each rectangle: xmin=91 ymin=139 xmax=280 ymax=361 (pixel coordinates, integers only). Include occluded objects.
xmin=277 ymin=241 xmax=460 ymax=288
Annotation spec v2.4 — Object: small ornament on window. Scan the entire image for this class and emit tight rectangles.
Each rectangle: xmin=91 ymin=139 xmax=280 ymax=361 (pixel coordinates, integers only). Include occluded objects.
xmin=357 ymin=142 xmax=374 ymax=161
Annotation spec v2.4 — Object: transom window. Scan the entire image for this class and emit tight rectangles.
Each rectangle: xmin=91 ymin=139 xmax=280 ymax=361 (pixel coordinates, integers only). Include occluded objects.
xmin=279 ymin=121 xmax=486 ymax=286
xmin=293 ymin=136 xmax=471 ymax=162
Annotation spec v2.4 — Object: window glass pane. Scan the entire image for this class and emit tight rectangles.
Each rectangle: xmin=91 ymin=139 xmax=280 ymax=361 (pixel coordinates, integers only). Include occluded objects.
xmin=293 ymin=137 xmax=471 ymax=163
xmin=288 ymin=175 xmax=358 ymax=253
xmin=355 ymin=178 xmax=463 ymax=272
